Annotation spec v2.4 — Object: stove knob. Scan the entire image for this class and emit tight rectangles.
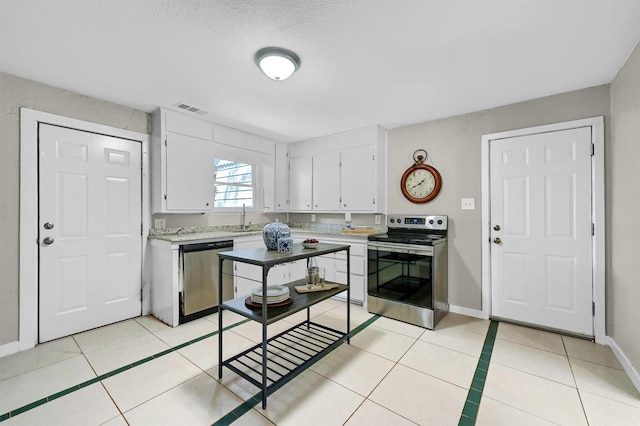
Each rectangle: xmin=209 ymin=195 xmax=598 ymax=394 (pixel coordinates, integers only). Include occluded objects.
xmin=390 ymin=218 xmax=395 ymax=223
xmin=429 ymin=219 xmax=434 ymax=224
xmin=437 ymin=220 xmax=443 ymax=225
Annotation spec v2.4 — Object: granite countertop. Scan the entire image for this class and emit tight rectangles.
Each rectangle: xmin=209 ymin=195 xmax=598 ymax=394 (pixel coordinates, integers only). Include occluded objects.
xmin=148 ymin=222 xmax=387 ymax=243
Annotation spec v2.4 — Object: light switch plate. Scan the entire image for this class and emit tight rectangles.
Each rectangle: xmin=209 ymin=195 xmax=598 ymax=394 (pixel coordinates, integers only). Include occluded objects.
xmin=154 ymin=218 xmax=166 ymax=229
xmin=375 ymin=215 xmax=381 ymax=225
xmin=461 ymin=198 xmax=475 ymax=210
xmin=311 ymin=214 xmax=316 ymax=222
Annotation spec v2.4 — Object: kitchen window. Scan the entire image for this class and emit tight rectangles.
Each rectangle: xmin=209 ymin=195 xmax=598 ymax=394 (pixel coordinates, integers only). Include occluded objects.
xmin=214 ymin=158 xmax=254 ymax=208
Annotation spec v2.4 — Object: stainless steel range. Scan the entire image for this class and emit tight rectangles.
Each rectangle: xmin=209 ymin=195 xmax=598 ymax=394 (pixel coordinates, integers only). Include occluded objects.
xmin=367 ymin=215 xmax=448 ymax=329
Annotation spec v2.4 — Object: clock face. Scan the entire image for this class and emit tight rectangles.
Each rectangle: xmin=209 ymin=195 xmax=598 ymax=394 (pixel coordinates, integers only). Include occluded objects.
xmin=405 ymin=169 xmax=436 ymax=198
xmin=400 ymin=163 xmax=442 ymax=203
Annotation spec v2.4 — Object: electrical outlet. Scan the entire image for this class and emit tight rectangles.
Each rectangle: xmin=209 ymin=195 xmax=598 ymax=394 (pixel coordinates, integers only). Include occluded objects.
xmin=375 ymin=215 xmax=381 ymax=225
xmin=154 ymin=218 xmax=166 ymax=229
xmin=461 ymin=198 xmax=475 ymax=210
xmin=311 ymin=214 xmax=316 ymax=222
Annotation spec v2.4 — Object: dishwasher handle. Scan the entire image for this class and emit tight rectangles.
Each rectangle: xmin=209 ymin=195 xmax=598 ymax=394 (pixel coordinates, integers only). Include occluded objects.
xmin=181 ymin=240 xmax=234 ymax=252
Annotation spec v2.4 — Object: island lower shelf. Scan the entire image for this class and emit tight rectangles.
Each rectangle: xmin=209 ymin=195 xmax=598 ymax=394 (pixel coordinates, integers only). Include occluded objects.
xmin=223 ymin=320 xmax=347 ymax=397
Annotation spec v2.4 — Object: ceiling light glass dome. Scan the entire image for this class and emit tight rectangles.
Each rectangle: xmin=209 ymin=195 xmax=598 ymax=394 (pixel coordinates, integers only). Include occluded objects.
xmin=254 ymin=47 xmax=300 ymax=81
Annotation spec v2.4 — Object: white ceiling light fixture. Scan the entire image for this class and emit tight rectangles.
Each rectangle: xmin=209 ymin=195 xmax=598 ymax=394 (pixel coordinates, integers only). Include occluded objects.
xmin=254 ymin=47 xmax=300 ymax=81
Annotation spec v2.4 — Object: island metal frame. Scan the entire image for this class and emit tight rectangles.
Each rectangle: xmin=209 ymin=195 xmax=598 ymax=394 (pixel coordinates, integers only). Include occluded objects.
xmin=217 ymin=243 xmax=351 ymax=408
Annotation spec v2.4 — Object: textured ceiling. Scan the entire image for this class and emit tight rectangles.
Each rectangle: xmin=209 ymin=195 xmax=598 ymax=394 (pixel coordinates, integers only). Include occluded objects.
xmin=2 ymin=0 xmax=640 ymax=142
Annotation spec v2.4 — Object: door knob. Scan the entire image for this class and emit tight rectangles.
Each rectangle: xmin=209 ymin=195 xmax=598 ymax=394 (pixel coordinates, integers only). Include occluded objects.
xmin=493 ymin=225 xmax=501 ymax=231
xmin=44 ymin=222 xmax=54 ymax=230
xmin=43 ymin=237 xmax=55 ymax=245
xmin=493 ymin=237 xmax=502 ymax=244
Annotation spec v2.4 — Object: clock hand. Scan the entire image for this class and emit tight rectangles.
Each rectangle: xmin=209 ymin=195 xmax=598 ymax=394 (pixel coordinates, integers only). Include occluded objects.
xmin=411 ymin=179 xmax=425 ymax=188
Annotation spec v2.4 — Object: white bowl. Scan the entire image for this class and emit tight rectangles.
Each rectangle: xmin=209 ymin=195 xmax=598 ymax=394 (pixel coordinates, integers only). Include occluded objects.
xmin=301 ymin=242 xmax=319 ymax=249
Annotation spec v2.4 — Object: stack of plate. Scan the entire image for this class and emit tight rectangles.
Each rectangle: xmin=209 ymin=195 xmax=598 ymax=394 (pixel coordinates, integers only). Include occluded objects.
xmin=251 ymin=285 xmax=290 ymax=304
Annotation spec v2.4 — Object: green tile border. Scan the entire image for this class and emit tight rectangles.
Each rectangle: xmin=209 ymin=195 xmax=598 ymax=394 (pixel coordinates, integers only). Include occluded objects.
xmin=458 ymin=320 xmax=499 ymax=426
xmin=0 ymin=317 xmax=252 ymax=422
xmin=211 ymin=314 xmax=382 ymax=426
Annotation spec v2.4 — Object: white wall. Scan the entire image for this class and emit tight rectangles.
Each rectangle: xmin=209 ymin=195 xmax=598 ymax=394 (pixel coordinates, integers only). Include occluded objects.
xmin=387 ymin=85 xmax=610 ymax=311
xmin=0 ymin=72 xmax=149 ymax=346
xmin=609 ymin=41 xmax=640 ymax=376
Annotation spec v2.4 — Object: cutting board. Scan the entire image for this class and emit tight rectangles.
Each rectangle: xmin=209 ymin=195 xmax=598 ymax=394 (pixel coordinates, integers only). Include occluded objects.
xmin=341 ymin=228 xmax=375 ymax=235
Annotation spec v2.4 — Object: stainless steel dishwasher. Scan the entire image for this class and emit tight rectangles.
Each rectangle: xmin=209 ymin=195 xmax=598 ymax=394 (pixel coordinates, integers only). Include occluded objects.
xmin=180 ymin=240 xmax=234 ymax=323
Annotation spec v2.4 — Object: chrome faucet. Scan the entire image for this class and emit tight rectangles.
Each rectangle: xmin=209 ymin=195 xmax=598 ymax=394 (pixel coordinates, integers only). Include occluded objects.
xmin=241 ymin=203 xmax=251 ymax=231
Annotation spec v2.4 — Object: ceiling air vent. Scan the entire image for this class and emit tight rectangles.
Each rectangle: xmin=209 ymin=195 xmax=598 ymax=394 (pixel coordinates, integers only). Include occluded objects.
xmin=173 ymin=102 xmax=209 ymax=116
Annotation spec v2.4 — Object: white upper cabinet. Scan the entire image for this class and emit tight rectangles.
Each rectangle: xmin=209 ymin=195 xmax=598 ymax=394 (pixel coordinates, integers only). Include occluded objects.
xmin=262 ymin=164 xmax=275 ymax=212
xmin=274 ymin=142 xmax=289 ymax=211
xmin=289 ymin=156 xmax=313 ymax=211
xmin=340 ymin=145 xmax=376 ymax=211
xmin=288 ymin=125 xmax=386 ymax=213
xmin=312 ymin=152 xmax=341 ymax=211
xmin=151 ymin=108 xmax=215 ymax=213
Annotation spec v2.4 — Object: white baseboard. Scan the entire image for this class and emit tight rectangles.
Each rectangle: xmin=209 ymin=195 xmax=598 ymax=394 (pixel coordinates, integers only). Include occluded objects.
xmin=0 ymin=340 xmax=20 ymax=358
xmin=449 ymin=304 xmax=484 ymax=319
xmin=606 ymin=336 xmax=640 ymax=394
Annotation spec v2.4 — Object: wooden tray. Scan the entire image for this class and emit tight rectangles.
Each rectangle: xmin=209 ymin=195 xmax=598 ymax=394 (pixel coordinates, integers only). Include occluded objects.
xmin=294 ymin=283 xmax=340 ymax=293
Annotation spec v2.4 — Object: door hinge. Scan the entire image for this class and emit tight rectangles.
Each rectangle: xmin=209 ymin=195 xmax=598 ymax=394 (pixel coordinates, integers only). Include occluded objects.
xmin=164 ymin=137 xmax=167 ymax=147
xmin=592 ymin=223 xmax=595 ymax=235
xmin=592 ymin=301 xmax=595 ymax=316
xmin=590 ymin=143 xmax=595 ymax=156
xmin=373 ymin=198 xmax=376 ymax=204
xmin=141 ymin=224 xmax=143 ymax=235
xmin=164 ymin=194 xmax=167 ymax=200
xmin=373 ymin=154 xmax=375 ymax=161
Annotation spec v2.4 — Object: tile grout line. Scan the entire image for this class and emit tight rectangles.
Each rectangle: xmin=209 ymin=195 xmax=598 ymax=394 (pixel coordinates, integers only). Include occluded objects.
xmin=0 ymin=317 xmax=253 ymax=422
xmin=211 ymin=314 xmax=382 ymax=426
xmin=458 ymin=320 xmax=499 ymax=426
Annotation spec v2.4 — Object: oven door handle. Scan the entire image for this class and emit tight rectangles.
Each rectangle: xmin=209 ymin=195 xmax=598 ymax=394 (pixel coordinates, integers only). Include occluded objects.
xmin=368 ymin=242 xmax=433 ymax=256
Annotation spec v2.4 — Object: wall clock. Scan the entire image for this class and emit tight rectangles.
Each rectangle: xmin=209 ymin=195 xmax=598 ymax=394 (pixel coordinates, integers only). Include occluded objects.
xmin=400 ymin=149 xmax=442 ymax=203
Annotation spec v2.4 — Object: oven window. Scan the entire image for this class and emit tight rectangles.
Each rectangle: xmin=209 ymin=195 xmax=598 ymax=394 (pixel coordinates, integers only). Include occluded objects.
xmin=368 ymin=247 xmax=433 ymax=308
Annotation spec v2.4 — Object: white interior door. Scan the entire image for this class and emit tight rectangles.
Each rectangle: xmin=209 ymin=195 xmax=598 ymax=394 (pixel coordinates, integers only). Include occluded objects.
xmin=39 ymin=124 xmax=142 ymax=342
xmin=490 ymin=126 xmax=593 ymax=336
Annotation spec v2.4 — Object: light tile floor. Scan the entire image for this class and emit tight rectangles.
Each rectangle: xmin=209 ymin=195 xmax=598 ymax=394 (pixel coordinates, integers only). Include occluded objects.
xmin=1 ymin=301 xmax=639 ymax=425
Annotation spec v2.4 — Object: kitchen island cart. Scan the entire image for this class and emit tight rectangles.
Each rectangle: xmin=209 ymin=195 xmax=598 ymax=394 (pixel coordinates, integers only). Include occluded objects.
xmin=217 ymin=243 xmax=351 ymax=408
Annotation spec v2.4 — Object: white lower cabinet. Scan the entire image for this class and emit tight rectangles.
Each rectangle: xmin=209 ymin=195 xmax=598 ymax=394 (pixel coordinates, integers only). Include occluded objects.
xmin=293 ymin=234 xmax=367 ymax=305
xmin=150 ymin=239 xmax=180 ymax=327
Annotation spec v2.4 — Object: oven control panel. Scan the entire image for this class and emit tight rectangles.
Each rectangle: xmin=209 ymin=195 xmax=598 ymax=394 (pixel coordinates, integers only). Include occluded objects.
xmin=387 ymin=215 xmax=448 ymax=231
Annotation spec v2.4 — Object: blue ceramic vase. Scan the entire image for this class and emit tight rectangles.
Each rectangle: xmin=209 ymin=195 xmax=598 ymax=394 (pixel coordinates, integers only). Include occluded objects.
xmin=263 ymin=220 xmax=290 ymax=250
